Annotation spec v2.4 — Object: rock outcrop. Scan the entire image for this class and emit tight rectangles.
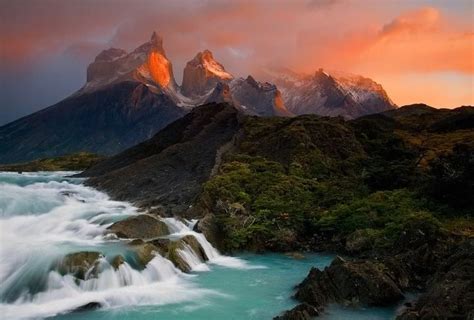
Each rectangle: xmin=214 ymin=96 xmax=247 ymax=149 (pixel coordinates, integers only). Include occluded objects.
xmin=295 ymin=256 xmax=404 ymax=309
xmin=397 ymin=240 xmax=474 ymax=320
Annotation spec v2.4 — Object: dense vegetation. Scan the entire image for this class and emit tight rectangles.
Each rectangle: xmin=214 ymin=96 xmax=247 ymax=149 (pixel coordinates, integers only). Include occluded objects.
xmin=0 ymin=152 xmax=104 ymax=172
xmin=199 ymin=105 xmax=473 ymax=252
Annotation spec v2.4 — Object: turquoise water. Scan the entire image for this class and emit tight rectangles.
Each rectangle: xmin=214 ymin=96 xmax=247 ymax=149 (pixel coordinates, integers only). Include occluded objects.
xmin=0 ymin=172 xmax=405 ymax=319
xmin=52 ymin=253 xmax=334 ymax=320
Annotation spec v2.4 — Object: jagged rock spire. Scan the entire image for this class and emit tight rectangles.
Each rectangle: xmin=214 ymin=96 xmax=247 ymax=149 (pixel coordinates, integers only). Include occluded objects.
xmin=150 ymin=31 xmax=163 ymax=50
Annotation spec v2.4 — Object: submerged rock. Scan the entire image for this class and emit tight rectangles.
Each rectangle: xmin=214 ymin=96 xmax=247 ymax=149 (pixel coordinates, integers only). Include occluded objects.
xmin=72 ymin=302 xmax=102 ymax=312
xmin=56 ymin=251 xmax=102 ymax=280
xmin=295 ymin=256 xmax=404 ymax=309
xmin=107 ymin=214 xmax=169 ymax=239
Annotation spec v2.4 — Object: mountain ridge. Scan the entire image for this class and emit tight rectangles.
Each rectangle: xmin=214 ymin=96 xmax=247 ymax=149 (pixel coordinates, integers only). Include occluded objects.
xmin=1 ymin=31 xmax=398 ymax=164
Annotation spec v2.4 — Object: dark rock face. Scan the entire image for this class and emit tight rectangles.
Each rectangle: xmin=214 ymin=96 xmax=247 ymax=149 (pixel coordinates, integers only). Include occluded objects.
xmin=0 ymin=81 xmax=186 ymax=164
xmin=295 ymin=256 xmax=404 ymax=309
xmin=230 ymin=76 xmax=292 ymax=117
xmin=273 ymin=303 xmax=320 ymax=320
xmin=72 ymin=302 xmax=102 ymax=312
xmin=397 ymin=240 xmax=474 ymax=320
xmin=107 ymin=215 xmax=169 ymax=239
xmin=81 ymin=103 xmax=242 ymax=215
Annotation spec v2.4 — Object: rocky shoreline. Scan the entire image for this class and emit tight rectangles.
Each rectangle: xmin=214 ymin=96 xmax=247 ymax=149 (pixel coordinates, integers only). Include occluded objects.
xmin=273 ymin=230 xmax=473 ymax=319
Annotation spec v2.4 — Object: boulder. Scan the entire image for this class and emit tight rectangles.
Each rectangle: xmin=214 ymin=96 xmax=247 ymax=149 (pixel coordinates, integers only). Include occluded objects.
xmin=107 ymin=215 xmax=169 ymax=239
xmin=295 ymin=256 xmax=404 ymax=309
xmin=57 ymin=251 xmax=102 ymax=280
xmin=128 ymin=239 xmax=162 ymax=267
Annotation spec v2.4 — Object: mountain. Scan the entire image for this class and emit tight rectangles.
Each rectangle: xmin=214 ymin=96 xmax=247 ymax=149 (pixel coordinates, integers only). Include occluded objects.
xmin=267 ymin=68 xmax=396 ymax=118
xmin=180 ymin=50 xmax=291 ymax=116
xmin=0 ymin=32 xmax=291 ymax=164
xmin=0 ymin=33 xmax=189 ymax=164
xmin=181 ymin=50 xmax=233 ymax=97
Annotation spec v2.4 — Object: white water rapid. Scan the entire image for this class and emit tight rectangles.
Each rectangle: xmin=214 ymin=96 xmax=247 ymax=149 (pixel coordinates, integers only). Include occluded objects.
xmin=0 ymin=172 xmax=262 ymax=320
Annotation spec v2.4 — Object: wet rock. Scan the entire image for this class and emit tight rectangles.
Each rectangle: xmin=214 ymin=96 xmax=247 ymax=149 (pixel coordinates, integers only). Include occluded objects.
xmin=273 ymin=303 xmax=319 ymax=320
xmin=167 ymin=235 xmax=209 ymax=272
xmin=295 ymin=256 xmax=404 ymax=309
xmin=110 ymin=255 xmax=125 ymax=269
xmin=127 ymin=235 xmax=208 ymax=272
xmin=72 ymin=302 xmax=102 ymax=312
xmin=128 ymin=240 xmax=161 ymax=267
xmin=194 ymin=213 xmax=223 ymax=250
xmin=57 ymin=251 xmax=102 ymax=280
xmin=107 ymin=214 xmax=169 ymax=239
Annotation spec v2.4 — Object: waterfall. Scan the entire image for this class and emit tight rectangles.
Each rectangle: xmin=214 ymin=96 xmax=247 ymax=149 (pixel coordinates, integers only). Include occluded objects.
xmin=0 ymin=172 xmax=255 ymax=320
xmin=163 ymin=217 xmax=264 ymax=270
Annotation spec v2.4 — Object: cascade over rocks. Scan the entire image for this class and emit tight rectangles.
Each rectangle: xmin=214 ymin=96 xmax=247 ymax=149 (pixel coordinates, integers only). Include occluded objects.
xmin=56 ymin=251 xmax=102 ymax=280
xmin=128 ymin=234 xmax=210 ymax=272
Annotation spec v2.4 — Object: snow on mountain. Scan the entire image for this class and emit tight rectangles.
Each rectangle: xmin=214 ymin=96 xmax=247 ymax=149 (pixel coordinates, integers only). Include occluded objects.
xmin=266 ymin=68 xmax=396 ymax=119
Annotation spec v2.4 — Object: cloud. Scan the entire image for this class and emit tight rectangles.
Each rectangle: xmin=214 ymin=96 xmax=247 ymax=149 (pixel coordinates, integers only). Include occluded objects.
xmin=0 ymin=0 xmax=472 ymax=124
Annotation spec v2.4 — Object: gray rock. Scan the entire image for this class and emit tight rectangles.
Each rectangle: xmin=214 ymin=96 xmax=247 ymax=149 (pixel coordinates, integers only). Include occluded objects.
xmin=107 ymin=215 xmax=169 ymax=239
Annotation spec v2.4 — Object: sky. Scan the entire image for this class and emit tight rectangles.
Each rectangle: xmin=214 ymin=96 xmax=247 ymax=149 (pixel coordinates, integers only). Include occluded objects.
xmin=0 ymin=0 xmax=473 ymax=125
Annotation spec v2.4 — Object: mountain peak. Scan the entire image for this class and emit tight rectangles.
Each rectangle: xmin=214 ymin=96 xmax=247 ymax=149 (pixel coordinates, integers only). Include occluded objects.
xmin=150 ymin=31 xmax=162 ymax=47
xmin=181 ymin=50 xmax=233 ymax=96
xmin=82 ymin=32 xmax=176 ymax=94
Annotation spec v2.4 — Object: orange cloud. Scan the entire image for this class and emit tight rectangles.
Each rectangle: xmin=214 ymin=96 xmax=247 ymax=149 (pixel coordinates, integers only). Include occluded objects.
xmin=293 ymin=7 xmax=473 ymax=75
xmin=0 ymin=0 xmax=472 ymax=109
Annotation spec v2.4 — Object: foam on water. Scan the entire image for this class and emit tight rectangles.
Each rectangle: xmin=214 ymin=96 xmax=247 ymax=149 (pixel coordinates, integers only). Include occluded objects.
xmin=0 ymin=172 xmax=254 ymax=319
